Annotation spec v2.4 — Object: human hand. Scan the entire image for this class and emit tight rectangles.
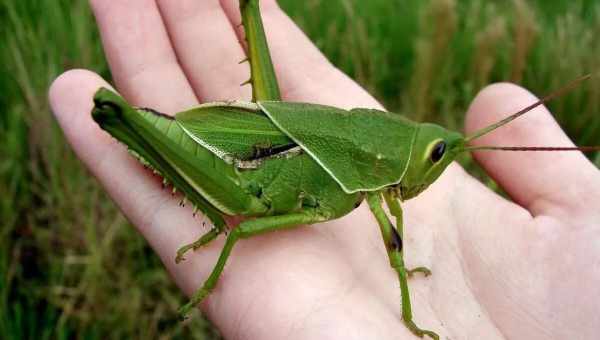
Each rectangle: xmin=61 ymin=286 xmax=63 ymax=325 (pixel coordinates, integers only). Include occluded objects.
xmin=49 ymin=1 xmax=600 ymax=339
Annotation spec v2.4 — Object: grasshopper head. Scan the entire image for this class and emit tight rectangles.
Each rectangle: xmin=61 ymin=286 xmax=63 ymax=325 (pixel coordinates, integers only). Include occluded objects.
xmin=398 ymin=123 xmax=464 ymax=200
xmin=397 ymin=76 xmax=596 ymax=200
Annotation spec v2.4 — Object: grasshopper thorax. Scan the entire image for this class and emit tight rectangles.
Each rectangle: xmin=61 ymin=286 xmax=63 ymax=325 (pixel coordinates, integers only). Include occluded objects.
xmin=397 ymin=123 xmax=464 ymax=200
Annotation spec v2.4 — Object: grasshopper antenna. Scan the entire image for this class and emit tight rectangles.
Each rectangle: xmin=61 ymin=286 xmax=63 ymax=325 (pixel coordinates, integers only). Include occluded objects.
xmin=462 ymin=74 xmax=600 ymax=153
xmin=465 ymin=74 xmax=592 ymax=143
xmin=463 ymin=145 xmax=600 ymax=152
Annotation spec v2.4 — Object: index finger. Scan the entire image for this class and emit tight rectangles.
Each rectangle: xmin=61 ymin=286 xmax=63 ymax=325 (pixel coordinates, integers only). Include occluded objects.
xmin=90 ymin=0 xmax=198 ymax=112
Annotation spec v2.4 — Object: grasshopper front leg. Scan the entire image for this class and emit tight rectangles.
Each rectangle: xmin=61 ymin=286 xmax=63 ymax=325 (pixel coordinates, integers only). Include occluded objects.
xmin=367 ymin=192 xmax=439 ymax=340
xmin=383 ymin=192 xmax=432 ymax=279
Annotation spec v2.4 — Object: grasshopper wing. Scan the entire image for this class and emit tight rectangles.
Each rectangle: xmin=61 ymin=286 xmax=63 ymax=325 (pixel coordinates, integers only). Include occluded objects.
xmin=175 ymin=102 xmax=294 ymax=163
xmin=259 ymin=101 xmax=418 ymax=193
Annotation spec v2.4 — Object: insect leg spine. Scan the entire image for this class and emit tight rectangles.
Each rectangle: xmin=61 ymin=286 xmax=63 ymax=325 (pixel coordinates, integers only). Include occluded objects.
xmin=240 ymin=78 xmax=252 ymax=86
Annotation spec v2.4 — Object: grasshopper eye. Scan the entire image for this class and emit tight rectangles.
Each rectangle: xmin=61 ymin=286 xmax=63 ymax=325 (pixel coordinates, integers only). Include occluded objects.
xmin=430 ymin=141 xmax=446 ymax=163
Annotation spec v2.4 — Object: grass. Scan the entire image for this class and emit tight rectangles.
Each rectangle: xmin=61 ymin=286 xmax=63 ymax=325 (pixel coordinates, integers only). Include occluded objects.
xmin=1 ymin=0 xmax=599 ymax=338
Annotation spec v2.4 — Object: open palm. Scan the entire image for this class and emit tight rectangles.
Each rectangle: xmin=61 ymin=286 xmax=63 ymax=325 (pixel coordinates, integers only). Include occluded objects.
xmin=49 ymin=1 xmax=600 ymax=339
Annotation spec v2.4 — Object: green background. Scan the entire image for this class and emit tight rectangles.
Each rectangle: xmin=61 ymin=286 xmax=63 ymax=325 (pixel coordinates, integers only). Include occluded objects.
xmin=1 ymin=0 xmax=599 ymax=338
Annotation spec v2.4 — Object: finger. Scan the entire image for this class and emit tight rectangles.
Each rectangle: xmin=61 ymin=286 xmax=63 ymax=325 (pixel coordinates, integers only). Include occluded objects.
xmin=90 ymin=0 xmax=198 ymax=112
xmin=465 ymin=83 xmax=599 ymax=215
xmin=156 ymin=0 xmax=251 ymax=101
xmin=48 ymin=69 xmax=216 ymax=285
xmin=219 ymin=0 xmax=380 ymax=109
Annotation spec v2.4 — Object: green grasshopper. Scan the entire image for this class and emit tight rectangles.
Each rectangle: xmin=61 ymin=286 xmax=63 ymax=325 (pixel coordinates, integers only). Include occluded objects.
xmin=90 ymin=1 xmax=599 ymax=339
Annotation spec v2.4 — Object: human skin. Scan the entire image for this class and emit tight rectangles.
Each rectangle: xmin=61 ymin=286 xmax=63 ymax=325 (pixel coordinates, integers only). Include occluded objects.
xmin=48 ymin=1 xmax=600 ymax=339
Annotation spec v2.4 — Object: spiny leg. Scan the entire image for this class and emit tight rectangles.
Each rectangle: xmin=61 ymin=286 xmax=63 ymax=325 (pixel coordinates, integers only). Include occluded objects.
xmin=176 ymin=227 xmax=223 ymax=264
xmin=178 ymin=209 xmax=326 ymax=318
xmin=383 ymin=192 xmax=432 ymax=278
xmin=368 ymin=192 xmax=439 ymax=340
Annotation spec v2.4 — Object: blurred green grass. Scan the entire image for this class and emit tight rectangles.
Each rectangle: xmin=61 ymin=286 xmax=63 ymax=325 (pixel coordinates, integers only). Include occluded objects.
xmin=1 ymin=0 xmax=599 ymax=338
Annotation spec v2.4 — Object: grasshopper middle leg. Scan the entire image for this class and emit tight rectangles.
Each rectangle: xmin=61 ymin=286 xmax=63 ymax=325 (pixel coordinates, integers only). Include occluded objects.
xmin=178 ymin=209 xmax=327 ymax=318
xmin=176 ymin=226 xmax=224 ymax=264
